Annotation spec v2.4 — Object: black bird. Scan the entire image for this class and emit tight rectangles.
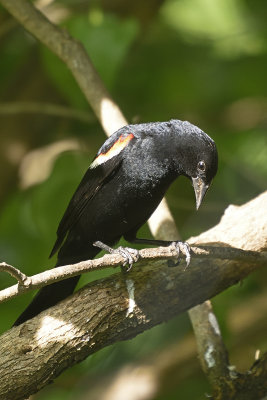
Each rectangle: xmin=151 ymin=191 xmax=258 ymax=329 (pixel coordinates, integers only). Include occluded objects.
xmin=14 ymin=119 xmax=218 ymax=326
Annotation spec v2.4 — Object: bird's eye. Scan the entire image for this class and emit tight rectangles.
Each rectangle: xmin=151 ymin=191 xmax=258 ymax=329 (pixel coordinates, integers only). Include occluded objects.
xmin=197 ymin=161 xmax=206 ymax=172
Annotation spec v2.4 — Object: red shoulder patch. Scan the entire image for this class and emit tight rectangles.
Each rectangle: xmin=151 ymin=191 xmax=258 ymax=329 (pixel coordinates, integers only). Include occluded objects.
xmin=91 ymin=133 xmax=134 ymax=168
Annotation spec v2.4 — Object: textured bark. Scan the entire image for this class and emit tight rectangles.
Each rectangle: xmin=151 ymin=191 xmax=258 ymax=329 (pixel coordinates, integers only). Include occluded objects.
xmin=0 ymin=192 xmax=266 ymax=400
xmin=71 ymin=291 xmax=267 ymax=400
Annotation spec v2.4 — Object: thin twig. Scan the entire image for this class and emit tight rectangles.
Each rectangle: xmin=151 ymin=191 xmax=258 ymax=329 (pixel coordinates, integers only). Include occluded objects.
xmin=0 ymin=262 xmax=29 ymax=285
xmin=0 ymin=102 xmax=93 ymax=123
xmin=0 ymin=245 xmax=266 ymax=304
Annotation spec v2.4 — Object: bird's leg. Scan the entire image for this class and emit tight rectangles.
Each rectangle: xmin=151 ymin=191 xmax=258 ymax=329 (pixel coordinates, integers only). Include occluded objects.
xmin=170 ymin=241 xmax=191 ymax=268
xmin=93 ymin=241 xmax=140 ymax=271
xmin=126 ymin=237 xmax=191 ymax=268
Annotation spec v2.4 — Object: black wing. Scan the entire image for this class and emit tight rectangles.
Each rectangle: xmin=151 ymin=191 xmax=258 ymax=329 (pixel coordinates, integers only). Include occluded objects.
xmin=49 ymin=155 xmax=122 ymax=258
xmin=49 ymin=129 xmax=136 ymax=258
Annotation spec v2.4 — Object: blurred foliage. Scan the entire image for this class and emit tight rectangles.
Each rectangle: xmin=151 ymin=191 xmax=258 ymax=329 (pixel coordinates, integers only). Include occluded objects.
xmin=0 ymin=0 xmax=267 ymax=399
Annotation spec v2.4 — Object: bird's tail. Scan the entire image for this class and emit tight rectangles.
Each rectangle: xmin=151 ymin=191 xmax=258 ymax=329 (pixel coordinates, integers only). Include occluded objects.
xmin=13 ymin=275 xmax=80 ymax=326
xmin=13 ymin=246 xmax=101 ymax=326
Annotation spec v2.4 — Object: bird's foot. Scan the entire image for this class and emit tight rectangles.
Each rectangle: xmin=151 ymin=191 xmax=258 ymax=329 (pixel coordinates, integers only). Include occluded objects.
xmin=115 ymin=246 xmax=140 ymax=271
xmin=168 ymin=241 xmax=191 ymax=269
xmin=93 ymin=241 xmax=140 ymax=271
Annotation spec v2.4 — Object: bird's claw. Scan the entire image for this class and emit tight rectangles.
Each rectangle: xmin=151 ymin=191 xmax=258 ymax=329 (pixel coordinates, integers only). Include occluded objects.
xmin=170 ymin=241 xmax=191 ymax=269
xmin=93 ymin=241 xmax=140 ymax=271
xmin=115 ymin=246 xmax=140 ymax=271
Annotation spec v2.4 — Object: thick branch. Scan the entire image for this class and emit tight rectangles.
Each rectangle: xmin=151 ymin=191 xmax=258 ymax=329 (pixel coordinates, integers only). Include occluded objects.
xmin=0 ymin=192 xmax=266 ymax=400
xmin=72 ymin=290 xmax=267 ymax=400
xmin=189 ymin=302 xmax=230 ymax=387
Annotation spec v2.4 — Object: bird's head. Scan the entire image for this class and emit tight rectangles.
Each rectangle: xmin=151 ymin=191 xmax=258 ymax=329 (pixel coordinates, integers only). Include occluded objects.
xmin=170 ymin=120 xmax=218 ymax=210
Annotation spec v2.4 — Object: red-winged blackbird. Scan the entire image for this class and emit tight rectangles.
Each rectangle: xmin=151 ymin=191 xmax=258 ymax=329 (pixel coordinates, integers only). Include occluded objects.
xmin=14 ymin=119 xmax=218 ymax=326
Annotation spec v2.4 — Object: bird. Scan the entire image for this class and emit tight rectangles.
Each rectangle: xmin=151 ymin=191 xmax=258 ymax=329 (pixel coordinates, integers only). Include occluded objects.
xmin=14 ymin=119 xmax=218 ymax=326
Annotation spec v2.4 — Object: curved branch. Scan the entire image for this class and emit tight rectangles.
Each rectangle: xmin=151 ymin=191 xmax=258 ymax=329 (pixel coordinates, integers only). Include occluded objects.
xmin=0 ymin=262 xmax=28 ymax=285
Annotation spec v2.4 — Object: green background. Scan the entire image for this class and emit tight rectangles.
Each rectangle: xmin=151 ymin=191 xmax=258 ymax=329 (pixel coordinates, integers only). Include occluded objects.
xmin=0 ymin=0 xmax=266 ymax=398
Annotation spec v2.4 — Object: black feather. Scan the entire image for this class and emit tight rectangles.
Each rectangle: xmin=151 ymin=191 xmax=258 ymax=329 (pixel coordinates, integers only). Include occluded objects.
xmin=50 ymin=155 xmax=123 ymax=258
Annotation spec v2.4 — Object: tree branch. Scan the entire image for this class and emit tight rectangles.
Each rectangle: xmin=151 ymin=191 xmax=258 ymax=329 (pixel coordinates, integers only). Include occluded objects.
xmin=72 ymin=290 xmax=267 ymax=400
xmin=0 ymin=245 xmax=265 ymax=304
xmin=189 ymin=302 xmax=230 ymax=390
xmin=0 ymin=0 xmax=127 ymax=136
xmin=0 ymin=192 xmax=266 ymax=400
xmin=0 ymin=101 xmax=93 ymax=123
xmin=0 ymin=262 xmax=28 ymax=285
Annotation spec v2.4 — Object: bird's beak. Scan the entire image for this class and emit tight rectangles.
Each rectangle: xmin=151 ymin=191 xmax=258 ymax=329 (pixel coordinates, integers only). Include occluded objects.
xmin=192 ymin=177 xmax=209 ymax=210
